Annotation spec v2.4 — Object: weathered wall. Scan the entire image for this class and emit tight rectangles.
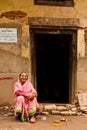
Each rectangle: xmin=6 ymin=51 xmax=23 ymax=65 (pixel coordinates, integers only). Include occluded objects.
xmin=0 ymin=0 xmax=87 ymax=105
xmin=77 ymin=29 xmax=86 ymax=92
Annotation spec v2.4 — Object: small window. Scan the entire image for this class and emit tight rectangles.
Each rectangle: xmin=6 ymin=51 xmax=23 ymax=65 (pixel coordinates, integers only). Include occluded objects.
xmin=34 ymin=0 xmax=74 ymax=7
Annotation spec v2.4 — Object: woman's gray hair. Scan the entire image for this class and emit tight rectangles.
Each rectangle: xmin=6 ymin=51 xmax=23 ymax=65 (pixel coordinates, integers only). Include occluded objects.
xmin=19 ymin=71 xmax=28 ymax=77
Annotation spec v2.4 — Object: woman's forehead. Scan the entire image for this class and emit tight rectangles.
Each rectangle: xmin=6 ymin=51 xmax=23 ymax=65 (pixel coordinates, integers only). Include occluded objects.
xmin=20 ymin=72 xmax=27 ymax=76
xmin=21 ymin=72 xmax=26 ymax=75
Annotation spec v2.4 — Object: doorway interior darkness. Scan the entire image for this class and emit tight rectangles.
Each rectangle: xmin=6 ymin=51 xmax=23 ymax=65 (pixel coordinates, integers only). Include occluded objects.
xmin=34 ymin=33 xmax=73 ymax=103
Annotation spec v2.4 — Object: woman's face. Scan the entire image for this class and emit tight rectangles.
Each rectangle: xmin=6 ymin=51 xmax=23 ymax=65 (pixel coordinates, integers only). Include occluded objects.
xmin=19 ymin=72 xmax=28 ymax=84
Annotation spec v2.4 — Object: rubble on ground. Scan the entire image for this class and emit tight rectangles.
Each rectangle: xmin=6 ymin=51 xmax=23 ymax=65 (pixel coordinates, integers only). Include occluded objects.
xmin=1 ymin=91 xmax=87 ymax=117
xmin=41 ymin=91 xmax=87 ymax=116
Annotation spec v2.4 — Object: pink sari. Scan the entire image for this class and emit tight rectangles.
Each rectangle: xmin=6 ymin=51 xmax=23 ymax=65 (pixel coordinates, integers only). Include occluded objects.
xmin=14 ymin=78 xmax=40 ymax=121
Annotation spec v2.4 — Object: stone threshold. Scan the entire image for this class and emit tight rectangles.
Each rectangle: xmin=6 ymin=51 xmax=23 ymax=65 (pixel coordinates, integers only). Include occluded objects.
xmin=39 ymin=103 xmax=82 ymax=116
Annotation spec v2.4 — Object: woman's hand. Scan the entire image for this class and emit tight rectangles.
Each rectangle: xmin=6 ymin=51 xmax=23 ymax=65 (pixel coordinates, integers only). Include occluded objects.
xmin=30 ymin=92 xmax=37 ymax=101
xmin=24 ymin=93 xmax=32 ymax=99
xmin=24 ymin=92 xmax=37 ymax=101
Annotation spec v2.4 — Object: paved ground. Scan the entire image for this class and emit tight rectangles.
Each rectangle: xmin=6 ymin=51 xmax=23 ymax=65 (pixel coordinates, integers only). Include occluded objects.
xmin=0 ymin=114 xmax=87 ymax=130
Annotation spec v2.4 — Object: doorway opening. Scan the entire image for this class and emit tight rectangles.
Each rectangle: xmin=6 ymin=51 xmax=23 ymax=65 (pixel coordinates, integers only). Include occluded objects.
xmin=30 ymin=27 xmax=77 ymax=104
xmin=34 ymin=33 xmax=73 ymax=103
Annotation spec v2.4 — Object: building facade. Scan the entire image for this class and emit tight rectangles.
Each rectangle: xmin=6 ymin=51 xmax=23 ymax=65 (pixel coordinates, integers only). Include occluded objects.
xmin=0 ymin=0 xmax=87 ymax=105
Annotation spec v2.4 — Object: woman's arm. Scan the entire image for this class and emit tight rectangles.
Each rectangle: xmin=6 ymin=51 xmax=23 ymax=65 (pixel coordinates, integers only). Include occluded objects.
xmin=15 ymin=90 xmax=25 ymax=96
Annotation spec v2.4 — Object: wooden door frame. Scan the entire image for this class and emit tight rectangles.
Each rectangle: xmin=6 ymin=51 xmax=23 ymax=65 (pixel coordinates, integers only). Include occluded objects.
xmin=30 ymin=26 xmax=77 ymax=103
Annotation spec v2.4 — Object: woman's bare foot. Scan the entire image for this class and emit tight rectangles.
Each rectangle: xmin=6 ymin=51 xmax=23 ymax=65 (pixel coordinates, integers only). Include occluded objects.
xmin=30 ymin=116 xmax=36 ymax=123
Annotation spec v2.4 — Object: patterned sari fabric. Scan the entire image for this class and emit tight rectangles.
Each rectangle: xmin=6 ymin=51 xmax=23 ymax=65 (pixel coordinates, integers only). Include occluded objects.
xmin=14 ymin=79 xmax=40 ymax=122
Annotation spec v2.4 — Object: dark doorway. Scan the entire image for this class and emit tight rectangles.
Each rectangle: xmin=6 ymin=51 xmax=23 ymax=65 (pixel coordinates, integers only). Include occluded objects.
xmin=34 ymin=33 xmax=72 ymax=103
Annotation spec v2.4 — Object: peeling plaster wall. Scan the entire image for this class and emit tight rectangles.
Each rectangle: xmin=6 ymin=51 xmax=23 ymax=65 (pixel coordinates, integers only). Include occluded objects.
xmin=0 ymin=0 xmax=87 ymax=105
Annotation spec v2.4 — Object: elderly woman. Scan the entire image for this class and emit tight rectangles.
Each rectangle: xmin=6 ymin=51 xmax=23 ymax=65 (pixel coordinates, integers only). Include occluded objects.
xmin=14 ymin=72 xmax=40 ymax=123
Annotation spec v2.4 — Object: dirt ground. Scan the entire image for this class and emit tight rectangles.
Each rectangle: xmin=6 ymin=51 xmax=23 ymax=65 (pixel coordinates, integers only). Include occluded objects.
xmin=0 ymin=114 xmax=87 ymax=130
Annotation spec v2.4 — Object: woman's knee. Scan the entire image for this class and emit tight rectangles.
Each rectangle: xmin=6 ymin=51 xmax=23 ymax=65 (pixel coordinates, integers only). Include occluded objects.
xmin=17 ymin=96 xmax=25 ymax=101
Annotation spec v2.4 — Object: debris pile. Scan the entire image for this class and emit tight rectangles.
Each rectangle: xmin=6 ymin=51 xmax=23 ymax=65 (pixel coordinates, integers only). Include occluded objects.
xmin=41 ymin=92 xmax=87 ymax=116
xmin=0 ymin=106 xmax=14 ymax=117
